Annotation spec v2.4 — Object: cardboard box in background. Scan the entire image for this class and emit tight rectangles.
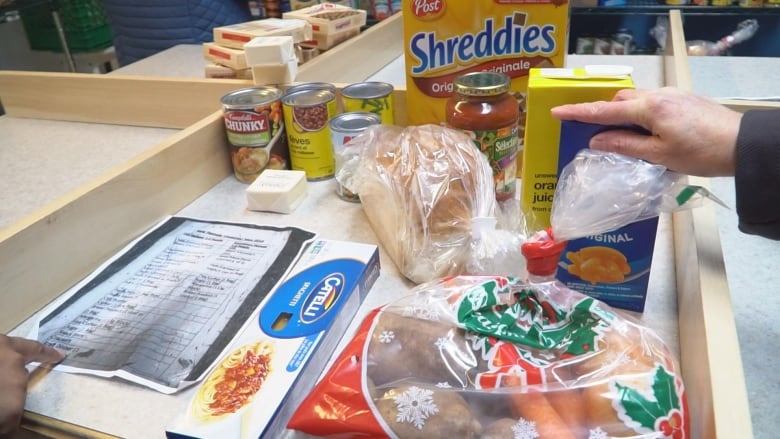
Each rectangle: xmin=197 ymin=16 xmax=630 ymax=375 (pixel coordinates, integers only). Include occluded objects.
xmin=555 ymin=121 xmax=658 ymax=313
xmin=166 ymin=239 xmax=380 ymax=439
xmin=402 ymin=0 xmax=569 ymax=128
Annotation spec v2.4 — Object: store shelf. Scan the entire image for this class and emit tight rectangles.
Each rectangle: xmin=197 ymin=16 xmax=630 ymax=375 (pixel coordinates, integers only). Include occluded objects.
xmin=572 ymin=1 xmax=780 ymax=15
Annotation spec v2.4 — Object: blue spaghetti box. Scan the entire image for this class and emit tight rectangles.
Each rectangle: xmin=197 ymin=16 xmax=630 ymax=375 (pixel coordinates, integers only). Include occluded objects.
xmin=554 ymin=121 xmax=658 ymax=313
xmin=166 ymin=239 xmax=380 ymax=439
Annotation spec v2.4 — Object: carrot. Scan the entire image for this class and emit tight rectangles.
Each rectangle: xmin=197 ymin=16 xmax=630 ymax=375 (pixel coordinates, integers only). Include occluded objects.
xmin=504 ymin=375 xmax=577 ymax=439
xmin=546 ymin=389 xmax=588 ymax=439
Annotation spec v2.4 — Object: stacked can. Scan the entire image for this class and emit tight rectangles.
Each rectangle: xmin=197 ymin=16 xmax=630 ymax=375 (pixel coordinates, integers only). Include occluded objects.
xmin=329 ymin=112 xmax=382 ymax=202
xmin=281 ymin=89 xmax=338 ymax=181
xmin=341 ymin=81 xmax=395 ymax=124
xmin=220 ymin=86 xmax=288 ymax=183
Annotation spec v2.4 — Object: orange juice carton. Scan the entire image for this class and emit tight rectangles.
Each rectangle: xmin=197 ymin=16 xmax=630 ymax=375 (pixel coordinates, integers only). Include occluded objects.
xmin=521 ymin=66 xmax=634 ymax=229
xmin=554 ymin=121 xmax=659 ymax=312
xmin=402 ymin=0 xmax=570 ymax=129
xmin=166 ymin=239 xmax=380 ymax=439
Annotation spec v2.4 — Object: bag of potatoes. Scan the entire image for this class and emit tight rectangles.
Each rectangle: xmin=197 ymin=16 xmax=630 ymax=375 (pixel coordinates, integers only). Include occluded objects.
xmin=287 ymin=275 xmax=689 ymax=438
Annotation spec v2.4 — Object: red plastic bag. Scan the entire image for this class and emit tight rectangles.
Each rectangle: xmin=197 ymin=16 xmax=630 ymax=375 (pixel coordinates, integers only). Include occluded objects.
xmin=288 ymin=276 xmax=689 ymax=438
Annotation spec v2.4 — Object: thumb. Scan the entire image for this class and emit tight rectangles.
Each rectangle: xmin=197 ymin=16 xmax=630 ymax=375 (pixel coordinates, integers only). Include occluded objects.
xmin=588 ymin=129 xmax=659 ymax=163
xmin=9 ymin=337 xmax=65 ymax=365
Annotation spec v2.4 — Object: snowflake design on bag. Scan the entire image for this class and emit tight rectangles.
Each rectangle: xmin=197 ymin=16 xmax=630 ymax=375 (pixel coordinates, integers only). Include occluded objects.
xmin=588 ymin=427 xmax=609 ymax=439
xmin=434 ymin=336 xmax=448 ymax=350
xmin=435 ymin=382 xmax=452 ymax=388
xmin=511 ymin=418 xmax=540 ymax=439
xmin=378 ymin=330 xmax=395 ymax=343
xmin=394 ymin=386 xmax=439 ymax=430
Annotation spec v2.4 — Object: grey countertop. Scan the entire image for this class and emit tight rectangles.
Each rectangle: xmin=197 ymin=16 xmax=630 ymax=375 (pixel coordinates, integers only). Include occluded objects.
xmin=2 ymin=46 xmax=777 ymax=438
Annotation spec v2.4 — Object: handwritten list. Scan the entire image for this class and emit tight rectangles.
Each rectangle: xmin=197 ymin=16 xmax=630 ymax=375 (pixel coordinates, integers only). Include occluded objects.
xmin=37 ymin=217 xmax=315 ymax=393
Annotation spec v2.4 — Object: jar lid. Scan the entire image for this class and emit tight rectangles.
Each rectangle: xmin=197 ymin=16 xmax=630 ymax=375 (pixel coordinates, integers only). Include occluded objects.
xmin=453 ymin=71 xmax=510 ymax=97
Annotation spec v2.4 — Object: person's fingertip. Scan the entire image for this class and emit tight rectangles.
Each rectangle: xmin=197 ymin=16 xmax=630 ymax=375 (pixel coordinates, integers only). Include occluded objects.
xmin=589 ymin=135 xmax=608 ymax=151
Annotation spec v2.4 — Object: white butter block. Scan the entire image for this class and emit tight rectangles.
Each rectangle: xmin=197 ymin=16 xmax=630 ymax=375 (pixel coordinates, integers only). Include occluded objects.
xmin=245 ymin=36 xmax=296 ymax=65
xmin=251 ymin=58 xmax=299 ymax=85
xmin=246 ymin=169 xmax=307 ymax=214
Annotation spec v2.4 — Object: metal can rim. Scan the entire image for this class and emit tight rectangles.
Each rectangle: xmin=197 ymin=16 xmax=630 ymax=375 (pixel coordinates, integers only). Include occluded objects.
xmin=341 ymin=81 xmax=394 ymax=99
xmin=281 ymin=89 xmax=336 ymax=107
xmin=221 ymin=86 xmax=282 ymax=109
xmin=329 ymin=111 xmax=382 ymax=132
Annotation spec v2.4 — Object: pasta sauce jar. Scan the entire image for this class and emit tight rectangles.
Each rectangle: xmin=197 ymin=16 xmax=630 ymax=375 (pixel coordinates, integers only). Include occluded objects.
xmin=445 ymin=71 xmax=520 ymax=202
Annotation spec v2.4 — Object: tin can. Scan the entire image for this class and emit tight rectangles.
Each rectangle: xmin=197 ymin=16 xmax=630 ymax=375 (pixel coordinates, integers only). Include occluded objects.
xmin=284 ymin=82 xmax=337 ymax=97
xmin=329 ymin=112 xmax=381 ymax=202
xmin=221 ymin=86 xmax=288 ymax=184
xmin=282 ymin=89 xmax=338 ymax=180
xmin=341 ymin=81 xmax=395 ymax=124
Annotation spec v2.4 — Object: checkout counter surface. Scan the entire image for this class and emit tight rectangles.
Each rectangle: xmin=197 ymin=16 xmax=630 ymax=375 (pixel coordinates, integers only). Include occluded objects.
xmin=1 ymin=46 xmax=778 ymax=438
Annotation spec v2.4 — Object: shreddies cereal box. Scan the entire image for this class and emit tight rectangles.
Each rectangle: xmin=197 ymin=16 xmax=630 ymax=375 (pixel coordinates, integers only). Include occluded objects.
xmin=402 ymin=0 xmax=570 ymax=127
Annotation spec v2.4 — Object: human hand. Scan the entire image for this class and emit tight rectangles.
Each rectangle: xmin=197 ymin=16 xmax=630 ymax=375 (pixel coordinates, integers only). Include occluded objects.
xmin=0 ymin=335 xmax=64 ymax=437
xmin=551 ymin=87 xmax=743 ymax=177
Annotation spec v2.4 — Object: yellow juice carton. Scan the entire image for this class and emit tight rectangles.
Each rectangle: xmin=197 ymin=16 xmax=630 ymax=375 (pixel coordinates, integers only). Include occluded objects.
xmin=521 ymin=66 xmax=634 ymax=229
xmin=402 ymin=0 xmax=570 ymax=129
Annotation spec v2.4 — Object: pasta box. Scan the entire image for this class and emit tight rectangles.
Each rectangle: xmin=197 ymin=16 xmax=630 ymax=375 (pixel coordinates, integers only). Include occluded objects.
xmin=165 ymin=239 xmax=381 ymax=439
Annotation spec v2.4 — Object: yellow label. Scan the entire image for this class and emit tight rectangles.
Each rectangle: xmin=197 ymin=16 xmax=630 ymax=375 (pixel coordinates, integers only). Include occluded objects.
xmin=402 ymin=0 xmax=570 ymax=128
xmin=283 ymin=99 xmax=338 ymax=180
xmin=343 ymin=95 xmax=395 ymax=124
xmin=521 ymin=67 xmax=634 ymax=230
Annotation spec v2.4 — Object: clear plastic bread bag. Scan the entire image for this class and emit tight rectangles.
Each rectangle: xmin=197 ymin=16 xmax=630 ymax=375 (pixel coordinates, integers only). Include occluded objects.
xmin=550 ymin=148 xmax=726 ymax=242
xmin=288 ymin=275 xmax=690 ymax=438
xmin=336 ymin=124 xmax=527 ymax=284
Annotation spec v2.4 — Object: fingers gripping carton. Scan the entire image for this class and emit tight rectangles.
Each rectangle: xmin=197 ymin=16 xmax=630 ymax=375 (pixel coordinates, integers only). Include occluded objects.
xmin=402 ymin=0 xmax=570 ymax=140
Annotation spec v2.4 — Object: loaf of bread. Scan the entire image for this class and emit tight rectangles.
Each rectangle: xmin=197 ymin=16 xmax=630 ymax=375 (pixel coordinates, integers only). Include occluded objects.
xmin=349 ymin=124 xmax=496 ymax=284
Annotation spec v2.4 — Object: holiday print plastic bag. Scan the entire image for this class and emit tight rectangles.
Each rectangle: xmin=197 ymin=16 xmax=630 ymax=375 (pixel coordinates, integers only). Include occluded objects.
xmin=288 ymin=276 xmax=688 ymax=439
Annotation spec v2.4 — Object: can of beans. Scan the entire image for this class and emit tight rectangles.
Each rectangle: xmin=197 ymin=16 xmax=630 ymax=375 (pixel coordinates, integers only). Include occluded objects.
xmin=281 ymin=89 xmax=338 ymax=181
xmin=341 ymin=81 xmax=395 ymax=124
xmin=330 ymin=112 xmax=381 ymax=202
xmin=221 ymin=86 xmax=288 ymax=183
xmin=284 ymin=82 xmax=337 ymax=97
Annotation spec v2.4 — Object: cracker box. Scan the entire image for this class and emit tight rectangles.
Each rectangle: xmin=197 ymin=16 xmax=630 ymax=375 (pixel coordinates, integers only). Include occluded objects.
xmin=555 ymin=121 xmax=659 ymax=313
xmin=213 ymin=18 xmax=313 ymax=49
xmin=521 ymin=66 xmax=634 ymax=230
xmin=166 ymin=239 xmax=381 ymax=439
xmin=283 ymin=3 xmax=367 ymax=34
xmin=202 ymin=42 xmax=248 ymax=70
xmin=402 ymin=0 xmax=570 ymax=127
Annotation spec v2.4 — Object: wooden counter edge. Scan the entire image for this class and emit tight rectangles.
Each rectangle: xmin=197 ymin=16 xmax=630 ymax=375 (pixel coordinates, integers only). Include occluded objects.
xmin=665 ymin=10 xmax=754 ymax=439
xmin=0 ymin=13 xmax=404 ymax=129
xmin=0 ymin=110 xmax=232 ymax=334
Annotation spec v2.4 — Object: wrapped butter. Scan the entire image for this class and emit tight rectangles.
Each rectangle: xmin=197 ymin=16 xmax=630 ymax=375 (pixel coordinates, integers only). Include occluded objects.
xmin=246 ymin=170 xmax=307 ymax=214
xmin=245 ymin=36 xmax=296 ymax=65
xmin=251 ymin=59 xmax=299 ymax=85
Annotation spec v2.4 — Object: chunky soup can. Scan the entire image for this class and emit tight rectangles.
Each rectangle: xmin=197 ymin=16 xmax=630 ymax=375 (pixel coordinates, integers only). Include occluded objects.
xmin=221 ymin=86 xmax=288 ymax=183
xmin=341 ymin=81 xmax=395 ymax=124
xmin=329 ymin=112 xmax=381 ymax=202
xmin=281 ymin=89 xmax=338 ymax=180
